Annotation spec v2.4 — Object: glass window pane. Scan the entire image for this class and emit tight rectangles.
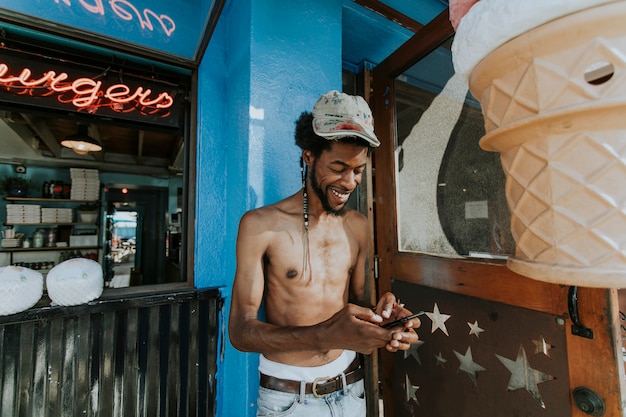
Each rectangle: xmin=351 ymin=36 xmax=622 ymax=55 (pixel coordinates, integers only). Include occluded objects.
xmin=394 ymin=39 xmax=515 ymax=259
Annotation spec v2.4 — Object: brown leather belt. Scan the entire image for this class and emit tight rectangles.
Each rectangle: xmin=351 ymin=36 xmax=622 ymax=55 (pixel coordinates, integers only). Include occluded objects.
xmin=260 ymin=355 xmax=364 ymax=398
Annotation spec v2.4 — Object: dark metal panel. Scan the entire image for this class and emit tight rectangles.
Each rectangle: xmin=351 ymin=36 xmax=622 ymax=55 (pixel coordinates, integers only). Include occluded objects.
xmin=17 ymin=322 xmax=35 ymax=417
xmin=75 ymin=314 xmax=91 ymax=416
xmin=1 ymin=324 xmax=19 ymax=415
xmin=47 ymin=319 xmax=62 ymax=415
xmin=188 ymin=299 xmax=201 ymax=417
xmin=166 ymin=303 xmax=181 ymax=417
xmin=99 ymin=311 xmax=115 ymax=417
xmin=143 ymin=306 xmax=161 ymax=417
xmin=33 ymin=320 xmax=51 ymax=416
xmin=391 ymin=281 xmax=570 ymax=417
xmin=61 ymin=316 xmax=77 ymax=416
xmin=120 ymin=308 xmax=136 ymax=417
xmin=0 ymin=289 xmax=221 ymax=417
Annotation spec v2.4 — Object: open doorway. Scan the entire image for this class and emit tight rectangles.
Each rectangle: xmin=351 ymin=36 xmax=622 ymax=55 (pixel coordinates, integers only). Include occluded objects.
xmin=104 ymin=186 xmax=169 ymax=287
xmin=108 ymin=210 xmax=138 ymax=287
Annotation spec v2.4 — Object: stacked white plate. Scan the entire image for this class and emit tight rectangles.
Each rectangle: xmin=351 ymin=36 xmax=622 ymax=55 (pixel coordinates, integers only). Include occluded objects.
xmin=70 ymin=168 xmax=100 ymax=201
xmin=41 ymin=208 xmax=73 ymax=223
xmin=1 ymin=238 xmax=23 ymax=248
xmin=6 ymin=204 xmax=41 ymax=224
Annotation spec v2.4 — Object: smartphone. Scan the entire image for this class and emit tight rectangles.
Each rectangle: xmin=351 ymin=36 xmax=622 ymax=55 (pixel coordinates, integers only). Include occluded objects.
xmin=381 ymin=311 xmax=425 ymax=329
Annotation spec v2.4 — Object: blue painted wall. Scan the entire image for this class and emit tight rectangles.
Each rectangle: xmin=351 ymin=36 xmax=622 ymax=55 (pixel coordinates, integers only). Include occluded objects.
xmin=195 ymin=0 xmax=342 ymax=415
xmin=1 ymin=0 xmax=213 ymax=60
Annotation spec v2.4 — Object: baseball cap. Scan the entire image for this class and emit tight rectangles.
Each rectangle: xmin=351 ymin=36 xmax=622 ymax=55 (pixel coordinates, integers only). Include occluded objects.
xmin=312 ymin=90 xmax=380 ymax=147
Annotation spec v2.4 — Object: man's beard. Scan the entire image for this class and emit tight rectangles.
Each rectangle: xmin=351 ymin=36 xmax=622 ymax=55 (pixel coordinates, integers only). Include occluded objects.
xmin=309 ymin=161 xmax=346 ymax=215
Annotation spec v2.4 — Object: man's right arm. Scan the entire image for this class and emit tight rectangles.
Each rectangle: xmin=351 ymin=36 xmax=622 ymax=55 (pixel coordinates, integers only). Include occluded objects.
xmin=228 ymin=209 xmax=324 ymax=354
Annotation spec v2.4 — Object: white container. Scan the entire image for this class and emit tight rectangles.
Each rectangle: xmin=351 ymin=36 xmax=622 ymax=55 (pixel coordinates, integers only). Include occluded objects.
xmin=0 ymin=266 xmax=43 ymax=315
xmin=78 ymin=211 xmax=98 ymax=223
xmin=46 ymin=258 xmax=103 ymax=306
xmin=69 ymin=235 xmax=98 ymax=247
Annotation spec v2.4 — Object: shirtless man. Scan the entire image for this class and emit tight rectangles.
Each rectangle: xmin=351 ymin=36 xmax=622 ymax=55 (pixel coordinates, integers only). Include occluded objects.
xmin=229 ymin=90 xmax=421 ymax=416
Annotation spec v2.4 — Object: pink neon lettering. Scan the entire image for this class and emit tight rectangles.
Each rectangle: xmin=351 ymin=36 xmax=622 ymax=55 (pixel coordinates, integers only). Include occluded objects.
xmin=142 ymin=9 xmax=176 ymax=36
xmin=54 ymin=0 xmax=176 ymax=37
xmin=0 ymin=65 xmax=24 ymax=83
xmin=78 ymin=0 xmax=105 ymax=15
xmin=70 ymin=78 xmax=102 ymax=108
xmin=145 ymin=92 xmax=173 ymax=108
xmin=48 ymin=72 xmax=74 ymax=92
xmin=19 ymin=69 xmax=57 ymax=87
xmin=109 ymin=0 xmax=135 ymax=21
xmin=105 ymin=84 xmax=132 ymax=101
xmin=110 ymin=0 xmax=176 ymax=37
xmin=0 ymin=62 xmax=175 ymax=117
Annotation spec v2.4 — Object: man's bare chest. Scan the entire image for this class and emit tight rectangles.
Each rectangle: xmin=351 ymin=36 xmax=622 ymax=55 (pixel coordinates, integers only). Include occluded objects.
xmin=266 ymin=222 xmax=356 ymax=281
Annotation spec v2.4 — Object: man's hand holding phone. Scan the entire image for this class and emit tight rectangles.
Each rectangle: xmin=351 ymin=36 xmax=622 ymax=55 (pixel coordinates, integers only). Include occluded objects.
xmin=381 ymin=311 xmax=425 ymax=329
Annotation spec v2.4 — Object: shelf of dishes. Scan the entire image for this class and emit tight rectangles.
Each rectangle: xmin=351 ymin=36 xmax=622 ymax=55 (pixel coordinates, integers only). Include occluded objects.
xmin=3 ymin=222 xmax=98 ymax=226
xmin=4 ymin=197 xmax=99 ymax=203
xmin=4 ymin=197 xmax=100 ymax=225
xmin=2 ymin=224 xmax=98 ymax=249
xmin=0 ymin=246 xmax=99 ymax=252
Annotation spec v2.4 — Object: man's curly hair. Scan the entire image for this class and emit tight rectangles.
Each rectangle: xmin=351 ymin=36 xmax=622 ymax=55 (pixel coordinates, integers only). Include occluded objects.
xmin=294 ymin=112 xmax=373 ymax=158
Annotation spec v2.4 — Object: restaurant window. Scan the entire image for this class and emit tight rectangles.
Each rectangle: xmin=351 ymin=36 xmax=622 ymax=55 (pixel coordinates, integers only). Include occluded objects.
xmin=0 ymin=29 xmax=193 ymax=290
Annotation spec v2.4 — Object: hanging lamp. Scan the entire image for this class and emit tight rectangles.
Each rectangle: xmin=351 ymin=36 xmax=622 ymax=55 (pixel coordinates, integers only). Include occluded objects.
xmin=60 ymin=124 xmax=102 ymax=155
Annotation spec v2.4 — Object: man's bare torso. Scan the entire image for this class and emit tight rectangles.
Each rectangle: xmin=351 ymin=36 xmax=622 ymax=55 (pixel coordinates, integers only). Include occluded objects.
xmin=259 ymin=192 xmax=366 ymax=366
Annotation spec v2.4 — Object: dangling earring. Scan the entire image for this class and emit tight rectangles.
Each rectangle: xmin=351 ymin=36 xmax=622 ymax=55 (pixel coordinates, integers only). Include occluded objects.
xmin=300 ymin=157 xmax=311 ymax=282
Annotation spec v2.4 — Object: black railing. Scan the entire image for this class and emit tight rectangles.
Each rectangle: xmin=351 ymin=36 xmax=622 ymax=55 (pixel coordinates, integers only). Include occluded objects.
xmin=0 ymin=287 xmax=222 ymax=417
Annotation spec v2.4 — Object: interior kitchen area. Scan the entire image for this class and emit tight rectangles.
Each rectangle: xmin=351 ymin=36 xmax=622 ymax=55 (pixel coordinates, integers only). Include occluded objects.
xmin=0 ymin=113 xmax=185 ymax=288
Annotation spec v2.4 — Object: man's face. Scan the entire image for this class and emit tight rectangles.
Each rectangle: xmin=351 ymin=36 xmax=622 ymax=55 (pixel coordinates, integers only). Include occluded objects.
xmin=309 ymin=141 xmax=369 ymax=214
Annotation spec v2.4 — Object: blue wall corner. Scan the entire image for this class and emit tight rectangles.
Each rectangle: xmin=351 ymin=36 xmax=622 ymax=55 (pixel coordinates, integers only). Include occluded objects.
xmin=195 ymin=0 xmax=344 ymax=415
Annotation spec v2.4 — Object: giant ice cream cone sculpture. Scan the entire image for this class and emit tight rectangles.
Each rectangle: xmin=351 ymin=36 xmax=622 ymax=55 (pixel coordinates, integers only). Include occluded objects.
xmin=453 ymin=0 xmax=626 ymax=287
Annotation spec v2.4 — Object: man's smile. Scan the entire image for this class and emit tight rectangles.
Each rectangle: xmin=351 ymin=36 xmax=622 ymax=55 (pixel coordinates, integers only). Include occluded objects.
xmin=330 ymin=187 xmax=351 ymax=204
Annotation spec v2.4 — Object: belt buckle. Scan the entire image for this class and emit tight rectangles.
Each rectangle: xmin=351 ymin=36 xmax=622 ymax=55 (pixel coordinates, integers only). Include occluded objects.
xmin=312 ymin=376 xmax=331 ymax=398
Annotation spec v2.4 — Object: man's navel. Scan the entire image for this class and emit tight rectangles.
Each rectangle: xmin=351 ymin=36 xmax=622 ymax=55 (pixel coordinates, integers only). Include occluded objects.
xmin=286 ymin=269 xmax=298 ymax=279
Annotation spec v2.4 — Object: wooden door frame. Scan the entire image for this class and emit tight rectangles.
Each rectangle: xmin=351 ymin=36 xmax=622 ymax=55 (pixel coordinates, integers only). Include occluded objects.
xmin=370 ymin=9 xmax=625 ymax=417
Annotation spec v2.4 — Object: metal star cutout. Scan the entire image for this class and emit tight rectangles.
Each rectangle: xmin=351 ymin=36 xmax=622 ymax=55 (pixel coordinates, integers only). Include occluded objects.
xmin=496 ymin=345 xmax=555 ymax=408
xmin=435 ymin=352 xmax=447 ymax=368
xmin=453 ymin=346 xmax=485 ymax=386
xmin=426 ymin=303 xmax=451 ymax=336
xmin=404 ymin=339 xmax=425 ymax=364
xmin=532 ymin=336 xmax=553 ymax=358
xmin=467 ymin=320 xmax=485 ymax=338
xmin=405 ymin=374 xmax=420 ymax=403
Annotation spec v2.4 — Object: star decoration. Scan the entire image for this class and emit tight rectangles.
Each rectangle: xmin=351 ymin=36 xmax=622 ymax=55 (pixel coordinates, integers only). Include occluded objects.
xmin=496 ymin=345 xmax=555 ymax=408
xmin=453 ymin=346 xmax=485 ymax=386
xmin=468 ymin=320 xmax=485 ymax=338
xmin=405 ymin=374 xmax=420 ymax=403
xmin=426 ymin=303 xmax=451 ymax=336
xmin=435 ymin=352 xmax=447 ymax=368
xmin=532 ymin=336 xmax=553 ymax=358
xmin=404 ymin=339 xmax=425 ymax=364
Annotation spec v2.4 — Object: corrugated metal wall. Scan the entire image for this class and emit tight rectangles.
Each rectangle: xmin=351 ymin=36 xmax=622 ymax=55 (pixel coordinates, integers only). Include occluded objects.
xmin=0 ymin=288 xmax=221 ymax=417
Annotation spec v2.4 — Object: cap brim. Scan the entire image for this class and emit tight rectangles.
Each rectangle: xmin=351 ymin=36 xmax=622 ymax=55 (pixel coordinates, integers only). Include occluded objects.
xmin=312 ymin=117 xmax=380 ymax=147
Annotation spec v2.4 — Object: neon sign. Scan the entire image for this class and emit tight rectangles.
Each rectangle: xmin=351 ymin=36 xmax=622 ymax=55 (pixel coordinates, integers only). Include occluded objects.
xmin=0 ymin=62 xmax=175 ymax=118
xmin=55 ymin=0 xmax=176 ymax=37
